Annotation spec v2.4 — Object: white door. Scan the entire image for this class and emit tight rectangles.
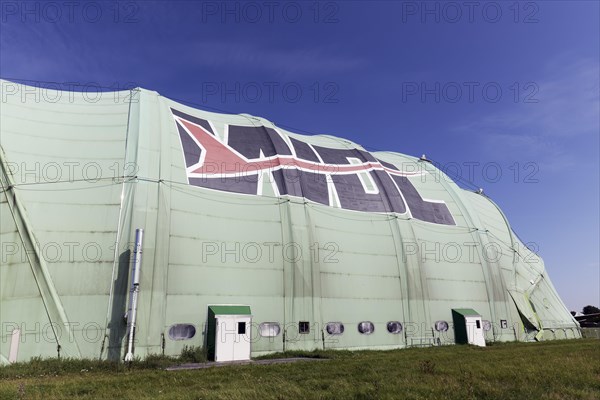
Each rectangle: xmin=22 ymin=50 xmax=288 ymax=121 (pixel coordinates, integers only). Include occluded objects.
xmin=233 ymin=317 xmax=251 ymax=361
xmin=215 ymin=316 xmax=251 ymax=362
xmin=465 ymin=316 xmax=486 ymax=347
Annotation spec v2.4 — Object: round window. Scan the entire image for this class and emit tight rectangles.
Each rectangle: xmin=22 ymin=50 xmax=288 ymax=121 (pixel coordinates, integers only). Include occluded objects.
xmin=434 ymin=320 xmax=449 ymax=332
xmin=168 ymin=324 xmax=196 ymax=340
xmin=326 ymin=322 xmax=345 ymax=335
xmin=358 ymin=321 xmax=375 ymax=335
xmin=259 ymin=322 xmax=281 ymax=337
xmin=387 ymin=321 xmax=403 ymax=334
xmin=482 ymin=320 xmax=492 ymax=332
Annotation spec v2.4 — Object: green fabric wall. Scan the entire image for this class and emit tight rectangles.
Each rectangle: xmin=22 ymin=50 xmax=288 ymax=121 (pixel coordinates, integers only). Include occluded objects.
xmin=0 ymin=81 xmax=580 ymax=363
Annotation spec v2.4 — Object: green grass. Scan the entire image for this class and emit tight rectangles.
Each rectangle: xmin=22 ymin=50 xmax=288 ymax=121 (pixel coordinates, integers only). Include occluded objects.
xmin=1 ymin=339 xmax=598 ymax=399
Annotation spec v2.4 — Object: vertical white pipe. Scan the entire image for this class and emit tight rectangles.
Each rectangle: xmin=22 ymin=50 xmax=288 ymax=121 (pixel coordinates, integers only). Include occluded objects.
xmin=124 ymin=228 xmax=143 ymax=362
xmin=8 ymin=329 xmax=21 ymax=363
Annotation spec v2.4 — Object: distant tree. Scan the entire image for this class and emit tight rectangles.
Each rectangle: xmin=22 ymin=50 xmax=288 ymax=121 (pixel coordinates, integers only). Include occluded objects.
xmin=582 ymin=305 xmax=600 ymax=315
xmin=570 ymin=311 xmax=576 ymax=316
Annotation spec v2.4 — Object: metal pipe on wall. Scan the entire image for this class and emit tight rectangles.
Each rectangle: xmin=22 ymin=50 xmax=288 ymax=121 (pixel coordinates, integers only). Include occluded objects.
xmin=124 ymin=228 xmax=144 ymax=362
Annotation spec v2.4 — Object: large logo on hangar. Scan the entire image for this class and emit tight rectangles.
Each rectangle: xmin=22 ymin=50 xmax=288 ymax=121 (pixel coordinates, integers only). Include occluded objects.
xmin=172 ymin=108 xmax=454 ymax=225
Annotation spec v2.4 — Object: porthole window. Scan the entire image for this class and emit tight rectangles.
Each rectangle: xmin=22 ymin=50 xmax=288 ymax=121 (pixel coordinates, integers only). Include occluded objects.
xmin=168 ymin=324 xmax=196 ymax=340
xmin=358 ymin=321 xmax=375 ymax=335
xmin=434 ymin=320 xmax=449 ymax=332
xmin=482 ymin=320 xmax=492 ymax=332
xmin=387 ymin=321 xmax=403 ymax=334
xmin=326 ymin=322 xmax=344 ymax=335
xmin=259 ymin=322 xmax=281 ymax=337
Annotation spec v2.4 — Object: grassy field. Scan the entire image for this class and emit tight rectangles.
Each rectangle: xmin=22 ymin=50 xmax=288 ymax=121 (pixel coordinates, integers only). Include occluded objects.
xmin=1 ymin=339 xmax=598 ymax=399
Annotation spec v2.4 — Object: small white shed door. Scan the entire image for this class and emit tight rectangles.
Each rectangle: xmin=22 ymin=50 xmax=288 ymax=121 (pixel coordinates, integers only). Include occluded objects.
xmin=465 ymin=316 xmax=486 ymax=347
xmin=215 ymin=315 xmax=251 ymax=362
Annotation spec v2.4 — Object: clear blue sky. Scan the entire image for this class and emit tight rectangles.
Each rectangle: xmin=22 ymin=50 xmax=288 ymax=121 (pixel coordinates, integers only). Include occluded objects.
xmin=1 ymin=1 xmax=598 ymax=311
